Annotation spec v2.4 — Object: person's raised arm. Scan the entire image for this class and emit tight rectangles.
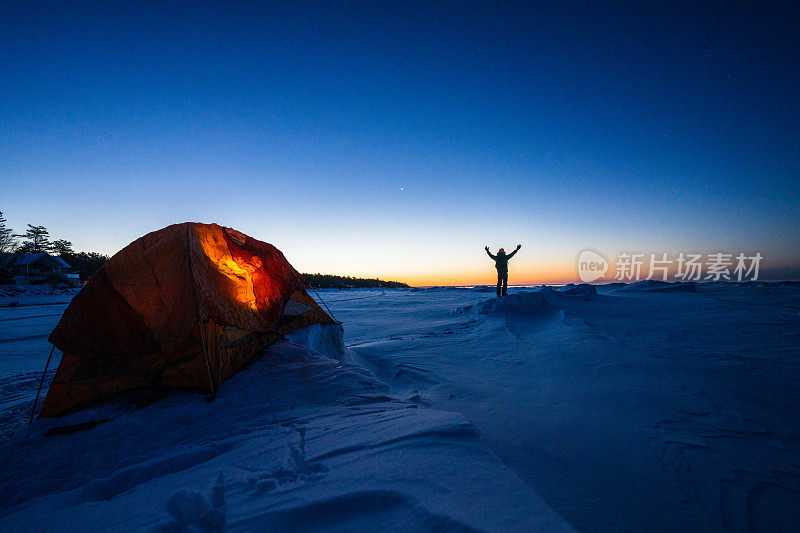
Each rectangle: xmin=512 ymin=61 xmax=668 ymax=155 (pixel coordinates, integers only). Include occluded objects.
xmin=506 ymin=244 xmax=521 ymax=259
xmin=485 ymin=246 xmax=496 ymax=260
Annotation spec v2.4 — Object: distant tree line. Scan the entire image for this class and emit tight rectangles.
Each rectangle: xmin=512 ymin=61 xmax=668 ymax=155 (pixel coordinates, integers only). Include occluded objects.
xmin=302 ymin=273 xmax=408 ymax=289
xmin=0 ymin=211 xmax=110 ymax=283
xmin=1 ymin=212 xmax=408 ymax=288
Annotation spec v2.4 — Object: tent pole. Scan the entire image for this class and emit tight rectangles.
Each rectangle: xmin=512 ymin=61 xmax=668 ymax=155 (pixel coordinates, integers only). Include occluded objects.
xmin=29 ymin=344 xmax=56 ymax=425
xmin=307 ymin=283 xmax=341 ymax=326
xmin=198 ymin=320 xmax=215 ymax=396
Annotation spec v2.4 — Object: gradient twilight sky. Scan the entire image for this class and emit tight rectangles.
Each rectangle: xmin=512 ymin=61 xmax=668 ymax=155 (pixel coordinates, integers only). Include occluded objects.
xmin=2 ymin=1 xmax=798 ymax=285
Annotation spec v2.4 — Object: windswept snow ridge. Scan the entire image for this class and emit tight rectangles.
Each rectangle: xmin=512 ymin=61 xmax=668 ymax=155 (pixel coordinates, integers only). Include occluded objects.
xmin=612 ymin=279 xmax=697 ymax=292
xmin=455 ymin=292 xmax=553 ymax=315
xmin=340 ymin=284 xmax=800 ymax=531
xmin=0 ymin=306 xmax=572 ymax=532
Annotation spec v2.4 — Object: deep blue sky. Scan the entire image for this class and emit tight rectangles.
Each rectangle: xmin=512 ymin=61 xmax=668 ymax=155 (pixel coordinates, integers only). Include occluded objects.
xmin=2 ymin=1 xmax=798 ymax=283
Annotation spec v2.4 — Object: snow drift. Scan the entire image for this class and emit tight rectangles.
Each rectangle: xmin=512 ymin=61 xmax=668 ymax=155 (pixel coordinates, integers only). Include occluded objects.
xmin=4 ymin=281 xmax=800 ymax=531
xmin=0 ymin=326 xmax=572 ymax=532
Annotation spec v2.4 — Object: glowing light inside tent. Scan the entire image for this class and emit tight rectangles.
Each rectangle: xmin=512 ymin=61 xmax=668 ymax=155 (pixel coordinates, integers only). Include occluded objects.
xmin=216 ymin=257 xmax=258 ymax=310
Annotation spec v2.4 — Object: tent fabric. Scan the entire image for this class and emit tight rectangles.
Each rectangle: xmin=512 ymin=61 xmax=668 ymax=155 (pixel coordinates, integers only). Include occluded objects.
xmin=40 ymin=222 xmax=335 ymax=417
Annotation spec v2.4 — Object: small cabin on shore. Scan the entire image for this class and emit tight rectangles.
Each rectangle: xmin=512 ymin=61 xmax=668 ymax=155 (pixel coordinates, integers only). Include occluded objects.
xmin=0 ymin=253 xmax=80 ymax=286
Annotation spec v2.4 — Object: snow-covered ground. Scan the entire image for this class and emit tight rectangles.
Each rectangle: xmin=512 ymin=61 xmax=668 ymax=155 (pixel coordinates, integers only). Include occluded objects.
xmin=1 ymin=282 xmax=799 ymax=531
xmin=0 ymin=288 xmax=570 ymax=532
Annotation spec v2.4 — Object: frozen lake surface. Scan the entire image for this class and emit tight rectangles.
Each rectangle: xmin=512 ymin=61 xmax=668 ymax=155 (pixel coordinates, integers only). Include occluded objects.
xmin=1 ymin=282 xmax=799 ymax=531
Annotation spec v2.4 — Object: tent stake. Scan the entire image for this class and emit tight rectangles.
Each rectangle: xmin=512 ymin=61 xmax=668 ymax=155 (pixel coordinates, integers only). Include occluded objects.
xmin=198 ymin=320 xmax=215 ymax=396
xmin=29 ymin=344 xmax=56 ymax=425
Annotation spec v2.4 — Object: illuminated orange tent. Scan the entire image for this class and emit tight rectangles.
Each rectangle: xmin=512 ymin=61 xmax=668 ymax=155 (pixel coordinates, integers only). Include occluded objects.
xmin=39 ymin=222 xmax=336 ymax=417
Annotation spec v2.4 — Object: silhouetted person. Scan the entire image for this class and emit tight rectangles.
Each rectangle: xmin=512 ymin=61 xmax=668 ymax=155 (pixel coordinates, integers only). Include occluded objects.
xmin=485 ymin=244 xmax=521 ymax=297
